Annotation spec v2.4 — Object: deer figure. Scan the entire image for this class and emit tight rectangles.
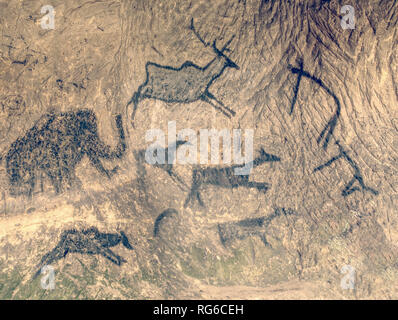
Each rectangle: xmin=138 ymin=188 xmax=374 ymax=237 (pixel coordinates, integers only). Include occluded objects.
xmin=34 ymin=227 xmax=133 ymax=278
xmin=184 ymin=148 xmax=281 ymax=208
xmin=218 ymin=207 xmax=296 ymax=247
xmin=127 ymin=18 xmax=239 ymax=126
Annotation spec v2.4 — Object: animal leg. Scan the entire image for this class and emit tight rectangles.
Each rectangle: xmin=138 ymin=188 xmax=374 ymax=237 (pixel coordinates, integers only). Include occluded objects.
xmin=88 ymin=155 xmax=112 ymax=178
xmin=46 ymin=169 xmax=62 ymax=194
xmin=168 ymin=170 xmax=189 ymax=191
xmin=200 ymin=95 xmax=232 ymax=119
xmin=120 ymin=231 xmax=134 ymax=250
xmin=34 ymin=245 xmax=67 ymax=278
xmin=246 ymin=181 xmax=270 ymax=193
xmin=27 ymin=173 xmax=35 ymax=198
xmin=205 ymin=91 xmax=236 ymax=117
xmin=184 ymin=186 xmax=202 ymax=207
xmin=127 ymin=91 xmax=141 ymax=128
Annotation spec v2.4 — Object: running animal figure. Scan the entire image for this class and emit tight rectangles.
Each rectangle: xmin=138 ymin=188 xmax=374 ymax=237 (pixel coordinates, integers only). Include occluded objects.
xmin=313 ymin=140 xmax=378 ymax=197
xmin=34 ymin=227 xmax=133 ymax=278
xmin=5 ymin=109 xmax=126 ymax=196
xmin=184 ymin=148 xmax=280 ymax=207
xmin=134 ymin=140 xmax=189 ymax=190
xmin=127 ymin=18 xmax=239 ymax=126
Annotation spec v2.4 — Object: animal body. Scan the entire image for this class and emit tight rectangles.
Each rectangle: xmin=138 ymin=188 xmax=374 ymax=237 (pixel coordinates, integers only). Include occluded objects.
xmin=127 ymin=19 xmax=239 ymax=126
xmin=5 ymin=109 xmax=126 ymax=196
xmin=34 ymin=227 xmax=133 ymax=278
xmin=184 ymin=148 xmax=280 ymax=207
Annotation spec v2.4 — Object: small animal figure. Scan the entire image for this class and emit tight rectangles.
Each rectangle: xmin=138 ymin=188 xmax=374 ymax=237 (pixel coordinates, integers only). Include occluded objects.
xmin=184 ymin=148 xmax=280 ymax=207
xmin=34 ymin=227 xmax=133 ymax=278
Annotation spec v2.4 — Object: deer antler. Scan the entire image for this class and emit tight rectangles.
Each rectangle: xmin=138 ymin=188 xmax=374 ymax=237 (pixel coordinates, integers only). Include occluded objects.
xmin=190 ymin=18 xmax=210 ymax=47
xmin=221 ymin=35 xmax=235 ymax=53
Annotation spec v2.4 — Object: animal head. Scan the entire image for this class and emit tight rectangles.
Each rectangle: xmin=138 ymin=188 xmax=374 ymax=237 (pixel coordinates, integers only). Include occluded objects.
xmin=211 ymin=37 xmax=239 ymax=70
xmin=257 ymin=148 xmax=281 ymax=163
xmin=190 ymin=18 xmax=239 ymax=70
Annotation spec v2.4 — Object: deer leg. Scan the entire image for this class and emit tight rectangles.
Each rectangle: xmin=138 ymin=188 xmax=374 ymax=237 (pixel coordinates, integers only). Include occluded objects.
xmin=205 ymin=91 xmax=236 ymax=117
xmin=88 ymin=155 xmax=112 ymax=179
xmin=200 ymin=94 xmax=232 ymax=119
xmin=184 ymin=185 xmax=204 ymax=207
xmin=98 ymin=247 xmax=126 ymax=265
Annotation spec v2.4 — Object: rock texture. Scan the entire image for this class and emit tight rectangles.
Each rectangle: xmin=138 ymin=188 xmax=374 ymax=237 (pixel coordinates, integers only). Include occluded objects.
xmin=0 ymin=0 xmax=397 ymax=299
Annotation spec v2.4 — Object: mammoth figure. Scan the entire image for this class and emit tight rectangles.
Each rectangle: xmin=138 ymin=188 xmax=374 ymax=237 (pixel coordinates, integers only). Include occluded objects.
xmin=5 ymin=109 xmax=126 ymax=196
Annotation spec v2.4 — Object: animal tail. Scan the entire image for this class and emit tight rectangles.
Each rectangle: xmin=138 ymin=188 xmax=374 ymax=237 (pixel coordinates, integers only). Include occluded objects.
xmin=120 ymin=231 xmax=134 ymax=250
xmin=153 ymin=208 xmax=178 ymax=237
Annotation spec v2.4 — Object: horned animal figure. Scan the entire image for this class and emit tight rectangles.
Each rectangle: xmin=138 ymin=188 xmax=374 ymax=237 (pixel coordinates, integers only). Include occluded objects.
xmin=314 ymin=140 xmax=378 ymax=197
xmin=34 ymin=227 xmax=133 ymax=278
xmin=218 ymin=207 xmax=295 ymax=247
xmin=5 ymin=109 xmax=126 ymax=196
xmin=127 ymin=18 xmax=239 ymax=126
xmin=184 ymin=148 xmax=280 ymax=207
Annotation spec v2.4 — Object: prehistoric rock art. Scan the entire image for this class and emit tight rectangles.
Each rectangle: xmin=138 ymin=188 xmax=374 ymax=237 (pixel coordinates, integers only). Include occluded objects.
xmin=5 ymin=109 xmax=126 ymax=196
xmin=127 ymin=18 xmax=239 ymax=125
xmin=34 ymin=227 xmax=133 ymax=278
xmin=184 ymin=148 xmax=280 ymax=207
xmin=288 ymin=60 xmax=341 ymax=150
xmin=134 ymin=140 xmax=189 ymax=190
xmin=1 ymin=94 xmax=26 ymax=116
xmin=217 ymin=207 xmax=295 ymax=247
xmin=153 ymin=208 xmax=178 ymax=237
xmin=314 ymin=140 xmax=378 ymax=197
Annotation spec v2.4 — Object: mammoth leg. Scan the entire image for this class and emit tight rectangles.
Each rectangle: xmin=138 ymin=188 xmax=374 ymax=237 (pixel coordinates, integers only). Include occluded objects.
xmin=88 ymin=154 xmax=112 ymax=178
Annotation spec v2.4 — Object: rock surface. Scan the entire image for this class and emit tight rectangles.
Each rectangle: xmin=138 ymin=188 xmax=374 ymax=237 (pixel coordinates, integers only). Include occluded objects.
xmin=0 ymin=0 xmax=397 ymax=299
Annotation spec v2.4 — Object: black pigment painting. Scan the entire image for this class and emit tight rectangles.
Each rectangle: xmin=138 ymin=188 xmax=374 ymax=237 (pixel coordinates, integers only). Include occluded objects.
xmin=0 ymin=0 xmax=396 ymax=300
